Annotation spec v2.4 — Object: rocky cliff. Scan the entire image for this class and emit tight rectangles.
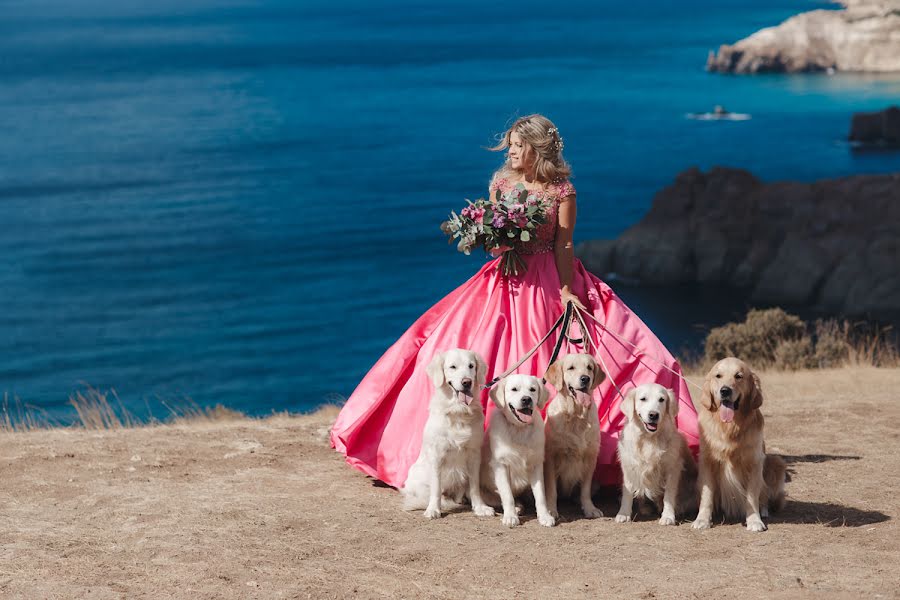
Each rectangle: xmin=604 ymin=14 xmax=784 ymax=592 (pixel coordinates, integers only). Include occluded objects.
xmin=706 ymin=1 xmax=900 ymax=73
xmin=577 ymin=167 xmax=900 ymax=319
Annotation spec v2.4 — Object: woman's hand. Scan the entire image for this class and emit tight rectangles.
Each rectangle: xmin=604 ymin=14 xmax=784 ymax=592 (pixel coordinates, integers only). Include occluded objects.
xmin=490 ymin=245 xmax=512 ymax=258
xmin=560 ymin=287 xmax=586 ymax=311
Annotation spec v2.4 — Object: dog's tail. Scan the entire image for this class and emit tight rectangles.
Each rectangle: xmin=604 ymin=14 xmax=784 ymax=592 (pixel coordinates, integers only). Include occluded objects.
xmin=764 ymin=454 xmax=787 ymax=513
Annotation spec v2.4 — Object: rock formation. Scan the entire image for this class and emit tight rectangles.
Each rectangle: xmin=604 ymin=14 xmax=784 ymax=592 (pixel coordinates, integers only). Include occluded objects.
xmin=577 ymin=167 xmax=900 ymax=319
xmin=706 ymin=0 xmax=900 ymax=73
xmin=850 ymin=106 xmax=900 ymax=146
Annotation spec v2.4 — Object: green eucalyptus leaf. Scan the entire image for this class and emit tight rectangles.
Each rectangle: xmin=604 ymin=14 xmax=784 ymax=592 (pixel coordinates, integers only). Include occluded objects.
xmin=520 ymin=230 xmax=531 ymax=242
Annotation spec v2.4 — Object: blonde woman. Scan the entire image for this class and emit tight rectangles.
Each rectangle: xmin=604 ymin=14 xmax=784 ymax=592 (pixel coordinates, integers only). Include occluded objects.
xmin=332 ymin=114 xmax=699 ymax=499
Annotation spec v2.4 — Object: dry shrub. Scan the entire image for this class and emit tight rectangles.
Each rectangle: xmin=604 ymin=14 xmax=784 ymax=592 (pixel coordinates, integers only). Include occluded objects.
xmin=704 ymin=308 xmax=807 ymax=367
xmin=703 ymin=308 xmax=899 ymax=371
xmin=774 ymin=337 xmax=816 ymax=370
xmin=814 ymin=320 xmax=851 ymax=367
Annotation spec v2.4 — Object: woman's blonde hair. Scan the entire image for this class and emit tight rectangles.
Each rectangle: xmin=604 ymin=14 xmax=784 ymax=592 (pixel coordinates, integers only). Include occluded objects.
xmin=489 ymin=114 xmax=572 ymax=184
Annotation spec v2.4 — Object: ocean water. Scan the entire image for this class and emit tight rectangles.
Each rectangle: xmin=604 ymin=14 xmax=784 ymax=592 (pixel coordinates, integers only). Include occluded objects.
xmin=1 ymin=0 xmax=898 ymax=420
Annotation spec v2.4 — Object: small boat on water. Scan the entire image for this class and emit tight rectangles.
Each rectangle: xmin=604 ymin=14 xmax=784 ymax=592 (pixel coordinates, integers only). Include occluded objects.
xmin=686 ymin=105 xmax=751 ymax=121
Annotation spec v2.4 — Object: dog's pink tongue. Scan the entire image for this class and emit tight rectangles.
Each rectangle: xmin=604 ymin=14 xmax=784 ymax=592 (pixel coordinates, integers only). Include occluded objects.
xmin=575 ymin=390 xmax=593 ymax=407
xmin=459 ymin=391 xmax=474 ymax=405
xmin=517 ymin=410 xmax=533 ymax=424
xmin=719 ymin=404 xmax=735 ymax=423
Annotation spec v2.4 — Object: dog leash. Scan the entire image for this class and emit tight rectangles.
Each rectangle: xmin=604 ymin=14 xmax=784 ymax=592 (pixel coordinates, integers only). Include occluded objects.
xmin=575 ymin=306 xmax=704 ymax=394
xmin=483 ymin=301 xmax=587 ymax=389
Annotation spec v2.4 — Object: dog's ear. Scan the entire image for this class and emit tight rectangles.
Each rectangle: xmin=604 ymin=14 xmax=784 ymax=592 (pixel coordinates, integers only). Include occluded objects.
xmin=666 ymin=387 xmax=679 ymax=418
xmin=590 ymin=355 xmax=606 ymax=391
xmin=620 ymin=387 xmax=636 ymax=421
xmin=748 ymin=370 xmax=764 ymax=410
xmin=536 ymin=380 xmax=550 ymax=410
xmin=544 ymin=360 xmax=563 ymax=392
xmin=489 ymin=379 xmax=505 ymax=409
xmin=426 ymin=352 xmax=445 ymax=388
xmin=474 ymin=352 xmax=488 ymax=388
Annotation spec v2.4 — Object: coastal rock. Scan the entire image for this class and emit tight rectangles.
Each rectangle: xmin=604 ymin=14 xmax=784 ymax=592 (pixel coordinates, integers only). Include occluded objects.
xmin=849 ymin=106 xmax=900 ymax=146
xmin=707 ymin=1 xmax=900 ymax=74
xmin=576 ymin=167 xmax=900 ymax=320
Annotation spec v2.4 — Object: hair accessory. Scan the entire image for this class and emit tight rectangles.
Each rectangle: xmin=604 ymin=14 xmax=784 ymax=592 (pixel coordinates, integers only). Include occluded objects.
xmin=547 ymin=127 xmax=564 ymax=152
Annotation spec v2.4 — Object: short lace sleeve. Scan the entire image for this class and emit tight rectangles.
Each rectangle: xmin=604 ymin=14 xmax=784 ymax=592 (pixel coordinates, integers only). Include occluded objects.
xmin=555 ymin=180 xmax=576 ymax=198
xmin=489 ymin=174 xmax=506 ymax=194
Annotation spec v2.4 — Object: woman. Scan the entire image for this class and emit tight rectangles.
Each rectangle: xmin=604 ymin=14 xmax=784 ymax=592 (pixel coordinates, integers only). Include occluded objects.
xmin=331 ymin=114 xmax=699 ymax=489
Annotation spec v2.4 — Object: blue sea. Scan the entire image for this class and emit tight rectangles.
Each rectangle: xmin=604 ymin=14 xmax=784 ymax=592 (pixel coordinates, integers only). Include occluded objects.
xmin=1 ymin=0 xmax=898 ymax=421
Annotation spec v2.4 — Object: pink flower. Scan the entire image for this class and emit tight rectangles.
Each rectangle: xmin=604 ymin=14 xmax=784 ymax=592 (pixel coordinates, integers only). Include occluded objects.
xmin=508 ymin=204 xmax=528 ymax=227
xmin=470 ymin=206 xmax=485 ymax=223
xmin=492 ymin=214 xmax=506 ymax=228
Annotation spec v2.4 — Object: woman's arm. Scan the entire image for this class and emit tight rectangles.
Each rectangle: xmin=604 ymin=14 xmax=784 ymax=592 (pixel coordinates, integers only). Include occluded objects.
xmin=555 ymin=193 xmax=585 ymax=310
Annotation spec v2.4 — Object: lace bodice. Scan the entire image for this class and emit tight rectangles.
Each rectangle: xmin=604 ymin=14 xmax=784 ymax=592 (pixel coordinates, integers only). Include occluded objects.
xmin=489 ymin=176 xmax=576 ymax=255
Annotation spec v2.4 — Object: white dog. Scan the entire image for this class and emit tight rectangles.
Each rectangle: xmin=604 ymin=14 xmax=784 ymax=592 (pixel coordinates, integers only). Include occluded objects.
xmin=481 ymin=374 xmax=555 ymax=528
xmin=615 ymin=383 xmax=696 ymax=525
xmin=401 ymin=349 xmax=494 ymax=519
xmin=543 ymin=354 xmax=606 ymax=519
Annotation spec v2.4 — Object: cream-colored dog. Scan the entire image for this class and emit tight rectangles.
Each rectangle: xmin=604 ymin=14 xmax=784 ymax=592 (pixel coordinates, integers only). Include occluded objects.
xmin=615 ymin=383 xmax=696 ymax=525
xmin=543 ymin=354 xmax=606 ymax=519
xmin=481 ymin=374 xmax=555 ymax=528
xmin=402 ymin=349 xmax=494 ymax=519
xmin=692 ymin=357 xmax=787 ymax=532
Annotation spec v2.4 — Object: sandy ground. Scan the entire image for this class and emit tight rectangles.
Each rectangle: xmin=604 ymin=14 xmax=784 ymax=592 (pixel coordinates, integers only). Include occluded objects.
xmin=2 ymin=367 xmax=899 ymax=599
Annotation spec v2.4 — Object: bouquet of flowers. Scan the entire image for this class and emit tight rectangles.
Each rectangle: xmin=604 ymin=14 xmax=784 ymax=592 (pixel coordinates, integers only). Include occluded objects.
xmin=440 ymin=183 xmax=553 ymax=276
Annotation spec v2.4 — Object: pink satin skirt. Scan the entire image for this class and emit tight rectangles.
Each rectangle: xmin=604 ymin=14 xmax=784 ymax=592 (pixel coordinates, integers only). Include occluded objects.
xmin=330 ymin=253 xmax=699 ymax=488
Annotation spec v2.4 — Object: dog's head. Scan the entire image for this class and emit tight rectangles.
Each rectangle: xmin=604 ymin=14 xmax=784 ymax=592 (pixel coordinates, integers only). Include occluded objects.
xmin=620 ymin=383 xmax=678 ymax=434
xmin=544 ymin=353 xmax=605 ymax=408
xmin=426 ymin=349 xmax=487 ymax=406
xmin=702 ymin=357 xmax=763 ymax=423
xmin=489 ymin=374 xmax=548 ymax=426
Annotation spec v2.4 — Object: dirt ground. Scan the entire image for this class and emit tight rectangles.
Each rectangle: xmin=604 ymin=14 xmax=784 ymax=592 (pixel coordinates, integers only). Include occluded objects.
xmin=2 ymin=367 xmax=899 ymax=599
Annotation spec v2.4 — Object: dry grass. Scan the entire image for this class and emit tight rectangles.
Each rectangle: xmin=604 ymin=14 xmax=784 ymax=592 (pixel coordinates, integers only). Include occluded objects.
xmin=686 ymin=309 xmax=899 ymax=373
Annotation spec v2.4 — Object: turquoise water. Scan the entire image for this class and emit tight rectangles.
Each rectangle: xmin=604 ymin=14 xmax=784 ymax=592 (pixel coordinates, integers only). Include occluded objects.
xmin=0 ymin=0 xmax=898 ymax=419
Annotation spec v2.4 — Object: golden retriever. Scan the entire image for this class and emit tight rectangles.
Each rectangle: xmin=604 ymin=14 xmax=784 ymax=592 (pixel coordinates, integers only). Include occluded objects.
xmin=481 ymin=374 xmax=555 ymax=527
xmin=615 ymin=383 xmax=697 ymax=525
xmin=402 ymin=349 xmax=494 ymax=519
xmin=692 ymin=357 xmax=787 ymax=532
xmin=543 ymin=354 xmax=606 ymax=519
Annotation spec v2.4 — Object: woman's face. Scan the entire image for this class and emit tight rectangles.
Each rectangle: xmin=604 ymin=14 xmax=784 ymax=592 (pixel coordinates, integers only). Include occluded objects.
xmin=508 ymin=131 xmax=534 ymax=172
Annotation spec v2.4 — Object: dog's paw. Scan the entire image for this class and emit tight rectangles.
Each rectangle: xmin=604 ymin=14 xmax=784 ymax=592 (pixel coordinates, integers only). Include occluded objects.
xmin=691 ymin=518 xmax=711 ymax=530
xmin=746 ymin=517 xmax=767 ymax=532
xmin=473 ymin=504 xmax=495 ymax=518
xmin=514 ymin=503 xmax=524 ymax=516
xmin=549 ymin=508 xmax=560 ymax=520
xmin=423 ymin=506 xmax=442 ymax=520
xmin=538 ymin=513 xmax=556 ymax=528
xmin=658 ymin=515 xmax=676 ymax=526
xmin=501 ymin=512 xmax=521 ymax=528
xmin=582 ymin=506 xmax=604 ymax=519
xmin=614 ymin=513 xmax=632 ymax=523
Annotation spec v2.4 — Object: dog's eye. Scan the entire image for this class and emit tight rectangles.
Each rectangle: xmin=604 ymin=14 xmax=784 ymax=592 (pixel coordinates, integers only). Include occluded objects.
xmin=468 ymin=363 xmax=474 ymax=369
xmin=511 ymin=387 xmax=518 ymax=392
xmin=658 ymin=398 xmax=664 ymax=403
xmin=639 ymin=397 xmax=646 ymax=402
xmin=449 ymin=365 xmax=457 ymax=370
xmin=567 ymin=366 xmax=575 ymax=371
xmin=587 ymin=365 xmax=593 ymax=371
xmin=715 ymin=373 xmax=722 ymax=379
xmin=735 ymin=373 xmax=743 ymax=379
xmin=529 ymin=387 xmax=536 ymax=392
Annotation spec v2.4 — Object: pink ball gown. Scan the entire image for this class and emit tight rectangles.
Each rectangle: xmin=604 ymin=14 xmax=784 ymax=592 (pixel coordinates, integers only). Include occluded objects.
xmin=330 ymin=177 xmax=699 ymax=489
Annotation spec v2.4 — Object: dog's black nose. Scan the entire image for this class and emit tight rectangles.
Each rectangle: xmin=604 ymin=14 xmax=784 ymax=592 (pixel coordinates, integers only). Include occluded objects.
xmin=520 ymin=396 xmax=533 ymax=406
xmin=579 ymin=375 xmax=591 ymax=387
xmin=720 ymin=386 xmax=732 ymax=399
xmin=461 ymin=378 xmax=473 ymax=390
xmin=648 ymin=411 xmax=659 ymax=422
